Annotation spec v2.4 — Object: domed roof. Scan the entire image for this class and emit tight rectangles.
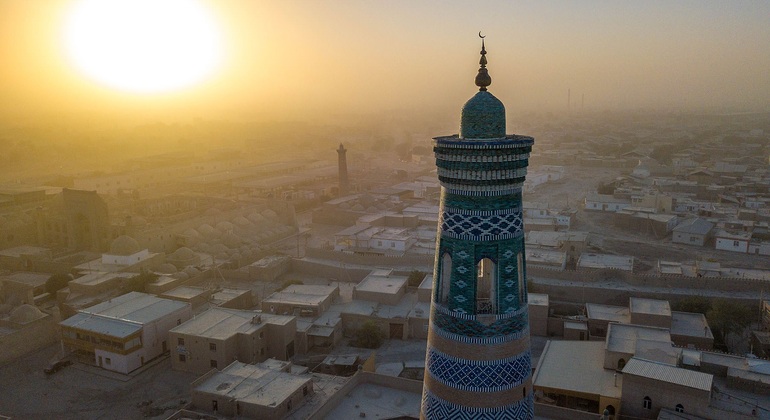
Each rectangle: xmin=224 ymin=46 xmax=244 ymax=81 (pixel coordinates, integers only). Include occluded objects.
xmin=460 ymin=91 xmax=506 ymax=139
xmin=459 ymin=37 xmax=506 ymax=140
xmin=261 ymin=209 xmax=278 ymax=220
xmin=216 ymin=221 xmax=234 ymax=232
xmin=156 ymin=263 xmax=178 ymax=274
xmin=9 ymin=304 xmax=45 ymax=323
xmin=109 ymin=235 xmax=141 ymax=256
xmin=170 ymin=247 xmax=196 ymax=260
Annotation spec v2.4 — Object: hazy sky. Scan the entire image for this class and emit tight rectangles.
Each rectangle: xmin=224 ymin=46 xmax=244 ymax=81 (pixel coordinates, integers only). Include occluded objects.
xmin=1 ymin=0 xmax=769 ymax=124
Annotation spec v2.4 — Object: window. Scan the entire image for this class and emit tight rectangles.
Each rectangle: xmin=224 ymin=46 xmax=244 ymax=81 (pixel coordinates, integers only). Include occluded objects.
xmin=675 ymin=404 xmax=684 ymax=413
xmin=105 ymin=358 xmax=111 ymax=365
xmin=617 ymin=358 xmax=626 ymax=370
xmin=287 ymin=400 xmax=292 ymax=411
xmin=476 ymin=258 xmax=496 ymax=314
xmin=259 ymin=331 xmax=264 ymax=339
xmin=517 ymin=252 xmax=526 ymax=305
xmin=440 ymin=253 xmax=452 ymax=304
xmin=643 ymin=396 xmax=652 ymax=410
xmin=177 ymin=338 xmax=184 ymax=346
xmin=210 ymin=359 xmax=218 ymax=368
xmin=177 ymin=319 xmax=181 ymax=326
xmin=209 ymin=343 xmax=216 ymax=351
xmin=303 ymin=386 xmax=308 ymax=396
xmin=733 ymin=240 xmax=740 ymax=247
xmin=179 ymin=354 xmax=186 ymax=362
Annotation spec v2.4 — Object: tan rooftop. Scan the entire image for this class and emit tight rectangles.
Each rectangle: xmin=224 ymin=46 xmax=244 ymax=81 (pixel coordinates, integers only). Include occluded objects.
xmin=533 ymin=340 xmax=622 ymax=399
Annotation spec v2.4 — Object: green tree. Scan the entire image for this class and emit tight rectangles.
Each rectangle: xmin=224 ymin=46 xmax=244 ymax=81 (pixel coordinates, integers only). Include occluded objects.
xmin=353 ymin=320 xmax=384 ymax=349
xmin=124 ymin=271 xmax=158 ymax=293
xmin=672 ymin=296 xmax=712 ymax=315
xmin=45 ymin=273 xmax=72 ymax=294
xmin=707 ymin=299 xmax=754 ymax=351
xmin=407 ymin=270 xmax=426 ymax=288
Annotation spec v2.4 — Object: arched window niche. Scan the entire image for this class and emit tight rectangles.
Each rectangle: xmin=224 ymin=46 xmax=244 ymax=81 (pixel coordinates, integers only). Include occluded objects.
xmin=476 ymin=257 xmax=496 ymax=314
xmin=439 ymin=253 xmax=452 ymax=304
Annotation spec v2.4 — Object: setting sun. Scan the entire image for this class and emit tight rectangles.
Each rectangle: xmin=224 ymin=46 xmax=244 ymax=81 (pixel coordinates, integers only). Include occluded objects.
xmin=63 ymin=0 xmax=224 ymax=93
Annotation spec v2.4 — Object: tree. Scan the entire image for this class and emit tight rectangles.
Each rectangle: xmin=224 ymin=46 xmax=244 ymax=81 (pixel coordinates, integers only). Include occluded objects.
xmin=706 ymin=299 xmax=755 ymax=351
xmin=353 ymin=320 xmax=384 ymax=349
xmin=124 ymin=271 xmax=158 ymax=293
xmin=672 ymin=296 xmax=712 ymax=315
xmin=407 ymin=270 xmax=426 ymax=288
xmin=45 ymin=273 xmax=72 ymax=294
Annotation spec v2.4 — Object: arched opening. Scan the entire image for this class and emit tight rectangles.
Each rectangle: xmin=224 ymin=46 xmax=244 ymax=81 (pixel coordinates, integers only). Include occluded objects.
xmin=605 ymin=405 xmax=615 ymax=416
xmin=476 ymin=258 xmax=496 ymax=314
xmin=617 ymin=358 xmax=626 ymax=370
xmin=675 ymin=404 xmax=684 ymax=413
xmin=440 ymin=253 xmax=452 ymax=304
xmin=643 ymin=396 xmax=652 ymax=410
xmin=517 ymin=252 xmax=526 ymax=305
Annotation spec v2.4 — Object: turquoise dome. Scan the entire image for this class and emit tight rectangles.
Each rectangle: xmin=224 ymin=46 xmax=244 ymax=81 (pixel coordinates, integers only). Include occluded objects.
xmin=460 ymin=91 xmax=506 ymax=139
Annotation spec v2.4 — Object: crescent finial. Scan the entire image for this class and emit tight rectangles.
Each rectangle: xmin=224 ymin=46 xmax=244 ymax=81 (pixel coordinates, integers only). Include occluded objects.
xmin=479 ymin=31 xmax=485 ymax=39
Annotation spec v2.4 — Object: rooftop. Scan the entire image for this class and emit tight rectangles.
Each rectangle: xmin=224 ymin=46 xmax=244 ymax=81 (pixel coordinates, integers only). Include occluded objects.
xmin=171 ymin=307 xmax=272 ymax=340
xmin=623 ymin=358 xmax=713 ymax=392
xmin=606 ymin=323 xmax=672 ymax=355
xmin=194 ymin=361 xmax=312 ymax=407
xmin=533 ymin=340 xmax=622 ymax=399
xmin=1 ymin=272 xmax=49 ymax=287
xmin=578 ymin=253 xmax=634 ymax=271
xmin=671 ymin=311 xmax=713 ymax=339
xmin=585 ymin=303 xmax=630 ymax=324
xmin=81 ymin=291 xmax=189 ymax=324
xmin=528 ymin=293 xmax=549 ymax=307
xmin=674 ymin=218 xmax=715 ymax=235
xmin=60 ymin=312 xmax=141 ymax=338
xmin=629 ymin=297 xmax=671 ymax=317
xmin=355 ymin=274 xmax=407 ymax=295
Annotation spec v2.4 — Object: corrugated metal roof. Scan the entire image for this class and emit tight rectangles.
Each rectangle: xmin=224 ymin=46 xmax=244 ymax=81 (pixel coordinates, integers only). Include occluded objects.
xmin=622 ymin=358 xmax=712 ymax=391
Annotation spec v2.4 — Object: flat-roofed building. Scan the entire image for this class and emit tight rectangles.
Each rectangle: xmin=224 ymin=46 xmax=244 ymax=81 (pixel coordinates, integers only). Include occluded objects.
xmin=629 ymin=297 xmax=671 ymax=329
xmin=672 ymin=218 xmax=714 ymax=246
xmin=533 ymin=340 xmax=622 ymax=417
xmin=528 ymin=293 xmax=549 ymax=336
xmin=170 ymin=307 xmax=296 ymax=374
xmin=190 ymin=360 xmax=313 ymax=418
xmin=604 ymin=323 xmax=673 ymax=371
xmin=59 ymin=291 xmax=192 ymax=373
xmin=621 ymin=358 xmax=713 ymax=419
xmin=0 ymin=272 xmax=49 ymax=304
xmin=586 ymin=303 xmax=630 ymax=338
xmin=352 ymin=270 xmax=407 ymax=305
xmin=670 ymin=311 xmax=714 ymax=350
xmin=261 ymin=284 xmax=339 ymax=317
xmin=578 ymin=253 xmax=634 ymax=271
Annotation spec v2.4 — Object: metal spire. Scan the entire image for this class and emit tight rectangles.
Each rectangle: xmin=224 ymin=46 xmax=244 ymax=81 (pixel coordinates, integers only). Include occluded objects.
xmin=475 ymin=32 xmax=491 ymax=91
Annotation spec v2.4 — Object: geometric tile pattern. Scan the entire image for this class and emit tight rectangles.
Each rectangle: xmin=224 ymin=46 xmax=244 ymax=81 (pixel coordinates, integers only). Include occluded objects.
xmin=432 ymin=305 xmax=529 ymax=340
xmin=440 ymin=209 xmax=523 ymax=241
xmin=422 ymin=391 xmax=534 ymax=420
xmin=427 ymin=348 xmax=531 ymax=392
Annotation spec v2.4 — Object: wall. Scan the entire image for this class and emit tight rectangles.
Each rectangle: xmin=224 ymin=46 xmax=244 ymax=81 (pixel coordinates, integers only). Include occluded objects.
xmin=0 ymin=315 xmax=59 ymax=365
xmin=621 ymin=372 xmax=710 ymax=419
xmin=533 ymin=403 xmax=610 ymax=420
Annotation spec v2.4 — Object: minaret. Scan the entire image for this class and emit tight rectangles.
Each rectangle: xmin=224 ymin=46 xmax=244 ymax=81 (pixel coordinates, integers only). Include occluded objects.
xmin=420 ymin=36 xmax=535 ymax=419
xmin=336 ymin=143 xmax=349 ymax=195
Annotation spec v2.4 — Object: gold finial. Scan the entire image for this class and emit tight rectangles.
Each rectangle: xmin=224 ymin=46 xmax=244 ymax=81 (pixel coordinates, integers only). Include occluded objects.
xmin=475 ymin=32 xmax=491 ymax=91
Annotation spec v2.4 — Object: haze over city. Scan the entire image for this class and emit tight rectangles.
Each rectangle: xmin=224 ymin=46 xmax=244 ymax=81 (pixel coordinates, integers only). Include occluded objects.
xmin=1 ymin=1 xmax=770 ymax=419
xmin=2 ymin=0 xmax=770 ymax=123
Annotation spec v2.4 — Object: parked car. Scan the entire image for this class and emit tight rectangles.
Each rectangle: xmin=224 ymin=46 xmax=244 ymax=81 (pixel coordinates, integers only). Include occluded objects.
xmin=44 ymin=360 xmax=72 ymax=375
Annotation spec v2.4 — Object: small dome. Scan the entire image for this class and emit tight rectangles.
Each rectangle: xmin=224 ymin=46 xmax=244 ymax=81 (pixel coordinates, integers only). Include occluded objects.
xmin=248 ymin=212 xmax=266 ymax=223
xmin=9 ymin=304 xmax=45 ymax=323
xmin=183 ymin=266 xmax=200 ymax=276
xmin=175 ymin=271 xmax=189 ymax=280
xmin=261 ymin=209 xmax=278 ymax=220
xmin=216 ymin=221 xmax=234 ymax=233
xmin=460 ymin=91 xmax=506 ymax=139
xmin=156 ymin=263 xmax=178 ymax=274
xmin=170 ymin=247 xmax=195 ymax=260
xmin=109 ymin=235 xmax=141 ymax=256
xmin=233 ymin=216 xmax=251 ymax=226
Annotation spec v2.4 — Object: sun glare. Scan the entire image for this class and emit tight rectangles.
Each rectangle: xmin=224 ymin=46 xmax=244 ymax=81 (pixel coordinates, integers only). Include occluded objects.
xmin=63 ymin=0 xmax=224 ymax=93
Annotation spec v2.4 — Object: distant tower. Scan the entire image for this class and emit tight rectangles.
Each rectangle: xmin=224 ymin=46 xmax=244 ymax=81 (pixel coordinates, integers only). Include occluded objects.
xmin=420 ymin=37 xmax=535 ymax=419
xmin=336 ymin=143 xmax=349 ymax=195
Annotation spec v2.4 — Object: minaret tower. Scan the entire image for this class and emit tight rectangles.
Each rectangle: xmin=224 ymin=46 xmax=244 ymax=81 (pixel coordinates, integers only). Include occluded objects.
xmin=420 ymin=37 xmax=535 ymax=419
xmin=336 ymin=143 xmax=349 ymax=195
